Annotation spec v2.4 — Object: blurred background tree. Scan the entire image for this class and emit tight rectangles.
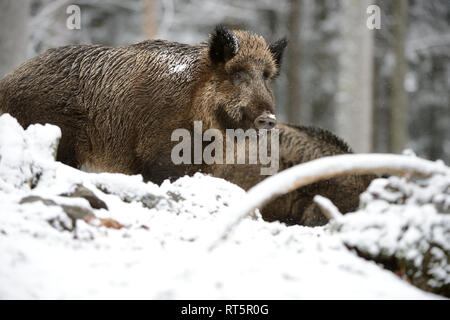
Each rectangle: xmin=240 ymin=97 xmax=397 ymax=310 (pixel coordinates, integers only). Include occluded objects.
xmin=0 ymin=0 xmax=449 ymax=162
xmin=335 ymin=0 xmax=374 ymax=153
xmin=0 ymin=0 xmax=30 ymax=77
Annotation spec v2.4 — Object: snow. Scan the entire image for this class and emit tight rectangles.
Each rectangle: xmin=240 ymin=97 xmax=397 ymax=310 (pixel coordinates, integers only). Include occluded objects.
xmin=0 ymin=113 xmax=60 ymax=193
xmin=169 ymin=63 xmax=187 ymax=73
xmin=230 ymin=32 xmax=240 ymax=55
xmin=334 ymin=173 xmax=450 ymax=291
xmin=0 ymin=113 xmax=446 ymax=299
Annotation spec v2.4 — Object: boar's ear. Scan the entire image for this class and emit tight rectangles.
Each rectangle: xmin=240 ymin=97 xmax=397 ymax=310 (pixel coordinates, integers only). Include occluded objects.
xmin=209 ymin=25 xmax=239 ymax=64
xmin=269 ymin=38 xmax=288 ymax=70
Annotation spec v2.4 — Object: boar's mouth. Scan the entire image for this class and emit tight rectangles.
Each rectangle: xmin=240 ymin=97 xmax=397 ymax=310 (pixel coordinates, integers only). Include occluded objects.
xmin=215 ymin=103 xmax=248 ymax=130
xmin=215 ymin=104 xmax=275 ymax=131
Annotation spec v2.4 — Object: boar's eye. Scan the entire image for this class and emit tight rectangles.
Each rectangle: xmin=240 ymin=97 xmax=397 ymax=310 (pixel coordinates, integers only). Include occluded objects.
xmin=263 ymin=70 xmax=271 ymax=80
xmin=230 ymin=69 xmax=248 ymax=85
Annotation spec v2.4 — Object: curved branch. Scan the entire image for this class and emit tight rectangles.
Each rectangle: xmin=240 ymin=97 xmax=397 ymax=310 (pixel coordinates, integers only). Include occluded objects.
xmin=209 ymin=154 xmax=449 ymax=251
xmin=314 ymin=195 xmax=343 ymax=221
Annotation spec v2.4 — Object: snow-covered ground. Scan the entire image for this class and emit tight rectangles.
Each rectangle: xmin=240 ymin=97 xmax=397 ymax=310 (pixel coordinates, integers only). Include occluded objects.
xmin=0 ymin=113 xmax=448 ymax=299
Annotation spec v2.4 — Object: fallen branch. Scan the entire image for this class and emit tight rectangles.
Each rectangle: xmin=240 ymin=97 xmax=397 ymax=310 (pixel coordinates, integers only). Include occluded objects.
xmin=208 ymin=154 xmax=449 ymax=251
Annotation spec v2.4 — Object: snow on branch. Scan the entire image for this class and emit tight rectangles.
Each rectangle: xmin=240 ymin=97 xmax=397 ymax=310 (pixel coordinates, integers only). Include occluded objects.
xmin=313 ymin=195 xmax=343 ymax=221
xmin=209 ymin=154 xmax=449 ymax=251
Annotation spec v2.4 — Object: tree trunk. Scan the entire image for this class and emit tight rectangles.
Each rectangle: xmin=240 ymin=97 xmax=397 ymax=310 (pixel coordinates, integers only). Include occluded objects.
xmin=144 ymin=0 xmax=158 ymax=39
xmin=0 ymin=0 xmax=30 ymax=78
xmin=286 ymin=0 xmax=302 ymax=124
xmin=389 ymin=0 xmax=408 ymax=154
xmin=336 ymin=0 xmax=374 ymax=153
xmin=299 ymin=0 xmax=315 ymax=125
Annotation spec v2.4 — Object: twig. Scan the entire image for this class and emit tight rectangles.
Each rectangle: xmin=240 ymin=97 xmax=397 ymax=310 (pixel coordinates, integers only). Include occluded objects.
xmin=313 ymin=195 xmax=343 ymax=221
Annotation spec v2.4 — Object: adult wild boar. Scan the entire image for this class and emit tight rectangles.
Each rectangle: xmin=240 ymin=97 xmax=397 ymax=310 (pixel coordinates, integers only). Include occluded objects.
xmin=0 ymin=25 xmax=287 ymax=184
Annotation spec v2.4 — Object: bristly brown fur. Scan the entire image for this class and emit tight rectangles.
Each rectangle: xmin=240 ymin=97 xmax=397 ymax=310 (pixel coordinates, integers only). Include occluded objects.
xmin=280 ymin=123 xmax=353 ymax=157
xmin=0 ymin=26 xmax=287 ymax=184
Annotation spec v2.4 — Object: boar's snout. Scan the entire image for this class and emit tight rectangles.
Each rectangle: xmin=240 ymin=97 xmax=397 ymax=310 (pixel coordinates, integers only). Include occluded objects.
xmin=254 ymin=113 xmax=277 ymax=130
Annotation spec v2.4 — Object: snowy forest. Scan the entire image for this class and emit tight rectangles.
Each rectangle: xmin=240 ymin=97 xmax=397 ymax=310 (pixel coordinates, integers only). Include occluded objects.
xmin=0 ymin=0 xmax=449 ymax=300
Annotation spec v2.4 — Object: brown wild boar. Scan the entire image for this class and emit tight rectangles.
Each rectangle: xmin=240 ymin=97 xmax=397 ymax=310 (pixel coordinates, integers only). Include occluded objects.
xmin=211 ymin=122 xmax=375 ymax=226
xmin=0 ymin=25 xmax=287 ymax=184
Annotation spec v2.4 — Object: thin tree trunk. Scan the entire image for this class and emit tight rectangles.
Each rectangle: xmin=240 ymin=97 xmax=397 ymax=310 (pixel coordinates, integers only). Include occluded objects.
xmin=389 ymin=0 xmax=408 ymax=154
xmin=336 ymin=0 xmax=374 ymax=153
xmin=286 ymin=0 xmax=302 ymax=124
xmin=299 ymin=0 xmax=315 ymax=125
xmin=0 ymin=0 xmax=30 ymax=78
xmin=144 ymin=0 xmax=158 ymax=39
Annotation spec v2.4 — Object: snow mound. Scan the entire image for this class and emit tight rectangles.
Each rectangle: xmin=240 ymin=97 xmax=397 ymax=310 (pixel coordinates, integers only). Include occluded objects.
xmin=0 ymin=114 xmax=60 ymax=193
xmin=0 ymin=113 xmax=446 ymax=299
